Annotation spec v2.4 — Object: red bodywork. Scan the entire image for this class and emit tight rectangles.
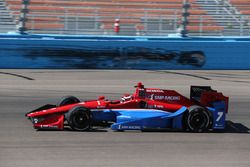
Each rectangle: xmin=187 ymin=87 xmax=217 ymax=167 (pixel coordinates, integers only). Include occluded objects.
xmin=26 ymin=82 xmax=228 ymax=130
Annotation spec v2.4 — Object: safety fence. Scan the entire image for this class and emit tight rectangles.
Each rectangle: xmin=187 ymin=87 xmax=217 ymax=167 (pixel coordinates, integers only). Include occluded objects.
xmin=1 ymin=0 xmax=250 ymax=36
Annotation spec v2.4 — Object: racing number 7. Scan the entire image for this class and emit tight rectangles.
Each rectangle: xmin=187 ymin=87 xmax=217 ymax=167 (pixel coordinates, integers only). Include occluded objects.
xmin=216 ymin=112 xmax=224 ymax=122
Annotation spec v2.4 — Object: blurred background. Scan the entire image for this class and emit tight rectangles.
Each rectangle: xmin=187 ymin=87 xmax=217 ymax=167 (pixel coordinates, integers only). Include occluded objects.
xmin=1 ymin=0 xmax=250 ymax=36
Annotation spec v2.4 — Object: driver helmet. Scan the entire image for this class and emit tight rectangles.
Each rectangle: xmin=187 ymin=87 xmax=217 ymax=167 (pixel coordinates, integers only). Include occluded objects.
xmin=121 ymin=94 xmax=132 ymax=102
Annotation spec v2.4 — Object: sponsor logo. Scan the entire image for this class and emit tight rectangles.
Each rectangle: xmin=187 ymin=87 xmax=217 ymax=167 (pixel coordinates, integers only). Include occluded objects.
xmin=33 ymin=118 xmax=38 ymax=123
xmin=40 ymin=125 xmax=58 ymax=128
xmin=146 ymin=89 xmax=164 ymax=93
xmin=151 ymin=95 xmax=181 ymax=101
xmin=165 ymin=96 xmax=181 ymax=101
xmin=155 ymin=105 xmax=164 ymax=108
xmin=96 ymin=106 xmax=106 ymax=109
xmin=120 ymin=125 xmax=141 ymax=129
xmin=148 ymin=105 xmax=164 ymax=109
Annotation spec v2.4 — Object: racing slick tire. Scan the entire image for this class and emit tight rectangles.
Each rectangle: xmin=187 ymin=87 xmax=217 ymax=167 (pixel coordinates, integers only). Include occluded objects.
xmin=65 ymin=106 xmax=92 ymax=131
xmin=139 ymin=100 xmax=147 ymax=108
xmin=57 ymin=96 xmax=80 ymax=106
xmin=184 ymin=105 xmax=212 ymax=132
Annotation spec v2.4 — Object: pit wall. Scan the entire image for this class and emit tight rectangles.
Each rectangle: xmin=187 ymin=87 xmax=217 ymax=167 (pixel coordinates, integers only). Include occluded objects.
xmin=0 ymin=34 xmax=250 ymax=69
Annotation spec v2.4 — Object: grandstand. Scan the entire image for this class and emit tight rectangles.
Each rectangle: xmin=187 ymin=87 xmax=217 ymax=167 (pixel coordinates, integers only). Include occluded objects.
xmin=0 ymin=0 xmax=16 ymax=33
xmin=0 ymin=0 xmax=250 ymax=36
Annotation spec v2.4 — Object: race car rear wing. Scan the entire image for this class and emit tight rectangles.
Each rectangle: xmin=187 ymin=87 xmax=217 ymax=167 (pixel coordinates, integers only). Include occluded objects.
xmin=190 ymin=86 xmax=214 ymax=101
xmin=190 ymin=86 xmax=229 ymax=113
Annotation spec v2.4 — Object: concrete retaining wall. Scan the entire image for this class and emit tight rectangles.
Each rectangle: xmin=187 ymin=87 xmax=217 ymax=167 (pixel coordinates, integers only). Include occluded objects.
xmin=0 ymin=34 xmax=250 ymax=69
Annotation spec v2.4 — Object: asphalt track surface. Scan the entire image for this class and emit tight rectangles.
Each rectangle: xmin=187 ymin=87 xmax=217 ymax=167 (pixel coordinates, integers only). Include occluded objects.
xmin=0 ymin=70 xmax=250 ymax=167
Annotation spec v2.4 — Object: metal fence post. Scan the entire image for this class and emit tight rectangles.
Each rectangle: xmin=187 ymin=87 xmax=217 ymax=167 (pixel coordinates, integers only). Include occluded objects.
xmin=19 ymin=0 xmax=29 ymax=34
xmin=199 ymin=16 xmax=202 ymax=36
xmin=144 ymin=10 xmax=148 ymax=35
xmin=240 ymin=15 xmax=243 ymax=36
xmin=181 ymin=0 xmax=190 ymax=37
xmin=64 ymin=10 xmax=68 ymax=33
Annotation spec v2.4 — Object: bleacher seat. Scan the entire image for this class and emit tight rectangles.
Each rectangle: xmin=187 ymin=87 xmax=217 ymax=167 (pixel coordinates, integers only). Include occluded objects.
xmin=229 ymin=0 xmax=250 ymax=15
xmin=3 ymin=0 xmax=226 ymax=35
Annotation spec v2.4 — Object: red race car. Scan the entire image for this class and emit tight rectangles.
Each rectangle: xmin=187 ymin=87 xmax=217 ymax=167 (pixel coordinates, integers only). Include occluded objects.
xmin=26 ymin=82 xmax=229 ymax=132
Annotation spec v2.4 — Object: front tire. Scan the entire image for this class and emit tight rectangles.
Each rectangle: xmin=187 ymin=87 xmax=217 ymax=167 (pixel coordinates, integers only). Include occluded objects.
xmin=57 ymin=96 xmax=80 ymax=106
xmin=65 ymin=106 xmax=92 ymax=131
xmin=185 ymin=105 xmax=211 ymax=132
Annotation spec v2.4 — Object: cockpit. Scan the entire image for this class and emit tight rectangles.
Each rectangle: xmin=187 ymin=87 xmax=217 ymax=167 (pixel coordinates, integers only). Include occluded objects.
xmin=120 ymin=94 xmax=132 ymax=102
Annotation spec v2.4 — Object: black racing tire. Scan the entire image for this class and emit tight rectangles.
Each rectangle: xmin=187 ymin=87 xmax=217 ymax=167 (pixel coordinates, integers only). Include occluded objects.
xmin=185 ymin=105 xmax=211 ymax=132
xmin=139 ymin=101 xmax=147 ymax=108
xmin=57 ymin=96 xmax=80 ymax=106
xmin=65 ymin=106 xmax=92 ymax=131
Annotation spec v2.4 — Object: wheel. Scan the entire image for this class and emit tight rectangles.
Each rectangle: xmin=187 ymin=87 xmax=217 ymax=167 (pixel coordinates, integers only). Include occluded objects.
xmin=139 ymin=100 xmax=147 ymax=108
xmin=185 ymin=105 xmax=211 ymax=132
xmin=57 ymin=96 xmax=80 ymax=106
xmin=65 ymin=106 xmax=92 ymax=131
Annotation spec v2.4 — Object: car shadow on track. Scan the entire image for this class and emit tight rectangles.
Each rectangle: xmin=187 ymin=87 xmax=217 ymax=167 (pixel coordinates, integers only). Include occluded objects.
xmin=64 ymin=126 xmax=109 ymax=132
xmin=36 ymin=126 xmax=109 ymax=132
xmin=36 ymin=121 xmax=249 ymax=133
xmin=144 ymin=121 xmax=250 ymax=134
xmin=222 ymin=121 xmax=250 ymax=134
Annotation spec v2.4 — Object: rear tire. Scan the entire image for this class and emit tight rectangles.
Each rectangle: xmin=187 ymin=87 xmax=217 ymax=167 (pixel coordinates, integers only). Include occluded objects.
xmin=65 ymin=106 xmax=92 ymax=131
xmin=185 ymin=105 xmax=211 ymax=132
xmin=57 ymin=96 xmax=80 ymax=106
